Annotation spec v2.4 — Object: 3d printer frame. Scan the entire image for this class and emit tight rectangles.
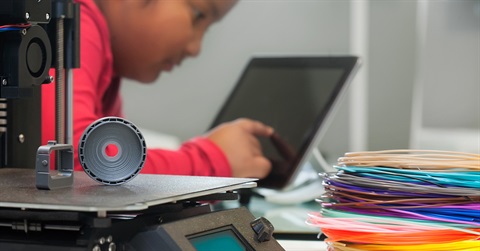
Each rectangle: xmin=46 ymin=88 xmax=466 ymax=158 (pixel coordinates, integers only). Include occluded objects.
xmin=0 ymin=0 xmax=79 ymax=169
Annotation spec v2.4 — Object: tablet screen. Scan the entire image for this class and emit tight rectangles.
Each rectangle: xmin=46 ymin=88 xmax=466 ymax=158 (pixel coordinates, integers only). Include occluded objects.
xmin=210 ymin=57 xmax=360 ymax=189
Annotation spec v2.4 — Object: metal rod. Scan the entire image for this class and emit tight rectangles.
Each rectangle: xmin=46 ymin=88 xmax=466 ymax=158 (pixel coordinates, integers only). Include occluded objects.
xmin=65 ymin=69 xmax=73 ymax=145
xmin=55 ymin=17 xmax=65 ymax=144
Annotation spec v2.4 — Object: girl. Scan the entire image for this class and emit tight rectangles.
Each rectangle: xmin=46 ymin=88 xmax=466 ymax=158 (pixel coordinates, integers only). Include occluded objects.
xmin=42 ymin=0 xmax=273 ymax=179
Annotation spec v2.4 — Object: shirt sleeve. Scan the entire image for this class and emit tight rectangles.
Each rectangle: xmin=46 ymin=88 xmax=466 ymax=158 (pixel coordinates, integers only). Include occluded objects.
xmin=69 ymin=4 xmax=114 ymax=172
xmin=141 ymin=137 xmax=232 ymax=177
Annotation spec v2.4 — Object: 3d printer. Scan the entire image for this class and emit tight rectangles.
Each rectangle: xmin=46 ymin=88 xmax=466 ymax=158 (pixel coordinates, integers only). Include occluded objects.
xmin=0 ymin=1 xmax=284 ymax=250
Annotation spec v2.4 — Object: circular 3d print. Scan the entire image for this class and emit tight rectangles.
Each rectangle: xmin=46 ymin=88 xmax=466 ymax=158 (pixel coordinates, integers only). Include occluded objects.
xmin=78 ymin=117 xmax=147 ymax=185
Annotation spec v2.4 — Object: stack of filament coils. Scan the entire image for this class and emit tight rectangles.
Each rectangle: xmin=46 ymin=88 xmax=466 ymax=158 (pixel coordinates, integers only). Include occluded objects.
xmin=307 ymin=150 xmax=480 ymax=251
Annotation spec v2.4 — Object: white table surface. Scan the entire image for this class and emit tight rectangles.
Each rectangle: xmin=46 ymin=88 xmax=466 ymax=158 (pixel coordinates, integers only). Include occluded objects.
xmin=278 ymin=240 xmax=327 ymax=251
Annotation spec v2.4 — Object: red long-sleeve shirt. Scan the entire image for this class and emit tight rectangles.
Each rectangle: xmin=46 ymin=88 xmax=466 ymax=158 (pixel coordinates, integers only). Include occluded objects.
xmin=41 ymin=0 xmax=231 ymax=177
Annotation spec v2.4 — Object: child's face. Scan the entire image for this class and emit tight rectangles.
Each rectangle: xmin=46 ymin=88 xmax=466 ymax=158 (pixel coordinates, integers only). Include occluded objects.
xmin=104 ymin=0 xmax=237 ymax=83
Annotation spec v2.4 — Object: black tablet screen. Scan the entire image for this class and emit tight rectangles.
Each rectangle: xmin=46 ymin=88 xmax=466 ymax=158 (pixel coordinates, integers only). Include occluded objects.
xmin=210 ymin=57 xmax=359 ymax=189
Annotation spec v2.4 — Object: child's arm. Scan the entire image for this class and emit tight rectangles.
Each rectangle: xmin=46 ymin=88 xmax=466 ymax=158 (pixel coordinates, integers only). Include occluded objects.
xmin=141 ymin=137 xmax=231 ymax=177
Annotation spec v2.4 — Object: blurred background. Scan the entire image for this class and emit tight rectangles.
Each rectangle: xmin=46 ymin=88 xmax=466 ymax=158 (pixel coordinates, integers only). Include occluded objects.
xmin=121 ymin=0 xmax=480 ymax=165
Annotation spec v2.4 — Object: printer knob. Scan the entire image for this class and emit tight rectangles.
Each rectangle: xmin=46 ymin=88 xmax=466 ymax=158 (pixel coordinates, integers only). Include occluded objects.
xmin=250 ymin=217 xmax=274 ymax=242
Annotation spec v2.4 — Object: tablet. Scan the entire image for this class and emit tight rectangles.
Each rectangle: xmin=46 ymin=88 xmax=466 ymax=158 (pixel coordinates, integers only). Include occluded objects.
xmin=210 ymin=56 xmax=360 ymax=189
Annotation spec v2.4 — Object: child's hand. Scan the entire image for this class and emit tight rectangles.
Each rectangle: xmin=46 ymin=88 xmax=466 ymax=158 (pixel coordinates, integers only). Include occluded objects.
xmin=206 ymin=118 xmax=274 ymax=178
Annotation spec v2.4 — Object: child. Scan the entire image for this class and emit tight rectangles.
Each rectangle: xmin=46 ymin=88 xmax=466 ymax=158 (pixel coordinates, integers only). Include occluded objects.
xmin=42 ymin=0 xmax=274 ymax=179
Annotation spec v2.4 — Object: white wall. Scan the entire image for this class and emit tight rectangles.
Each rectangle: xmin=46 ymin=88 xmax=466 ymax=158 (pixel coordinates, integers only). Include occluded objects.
xmin=411 ymin=0 xmax=480 ymax=153
xmin=366 ymin=1 xmax=418 ymax=150
xmin=420 ymin=1 xmax=479 ymax=129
